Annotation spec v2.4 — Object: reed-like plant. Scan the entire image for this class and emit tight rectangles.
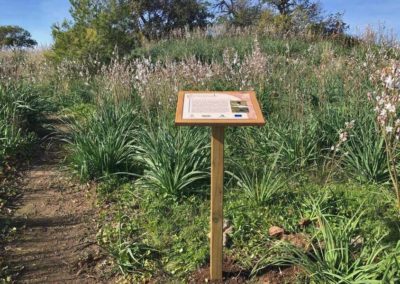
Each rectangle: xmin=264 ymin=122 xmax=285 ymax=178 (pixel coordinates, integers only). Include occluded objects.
xmin=342 ymin=123 xmax=389 ymax=184
xmin=0 ymin=84 xmax=41 ymax=165
xmin=63 ymin=101 xmax=139 ymax=180
xmin=228 ymin=149 xmax=284 ymax=206
xmin=135 ymin=124 xmax=209 ymax=197
xmin=272 ymin=117 xmax=320 ymax=174
xmin=253 ymin=210 xmax=400 ymax=283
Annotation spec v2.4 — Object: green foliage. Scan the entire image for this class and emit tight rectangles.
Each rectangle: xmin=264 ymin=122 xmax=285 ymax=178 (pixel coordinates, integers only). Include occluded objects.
xmin=255 ymin=210 xmax=400 ymax=283
xmin=98 ymin=185 xmax=209 ymax=280
xmin=343 ymin=121 xmax=389 ymax=184
xmin=135 ymin=124 xmax=209 ymax=197
xmin=52 ymin=0 xmax=211 ymax=61
xmin=63 ymin=101 xmax=140 ymax=180
xmin=215 ymin=0 xmax=263 ymax=27
xmin=99 ymin=212 xmax=158 ymax=276
xmin=228 ymin=151 xmax=285 ymax=206
xmin=51 ymin=0 xmax=143 ymax=61
xmin=272 ymin=117 xmax=320 ymax=173
xmin=0 ymin=25 xmax=37 ymax=49
xmin=0 ymin=84 xmax=44 ymax=167
xmin=137 ymin=0 xmax=211 ymax=38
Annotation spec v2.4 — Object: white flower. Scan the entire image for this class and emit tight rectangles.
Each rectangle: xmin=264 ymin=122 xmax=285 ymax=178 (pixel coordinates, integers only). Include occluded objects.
xmin=385 ymin=75 xmax=394 ymax=89
xmin=339 ymin=131 xmax=348 ymax=142
xmin=345 ymin=120 xmax=355 ymax=129
xmin=385 ymin=103 xmax=396 ymax=113
xmin=386 ymin=126 xmax=393 ymax=133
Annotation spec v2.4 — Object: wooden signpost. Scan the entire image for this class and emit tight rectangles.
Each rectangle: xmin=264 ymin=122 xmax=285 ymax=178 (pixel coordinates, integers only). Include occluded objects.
xmin=175 ymin=91 xmax=265 ymax=281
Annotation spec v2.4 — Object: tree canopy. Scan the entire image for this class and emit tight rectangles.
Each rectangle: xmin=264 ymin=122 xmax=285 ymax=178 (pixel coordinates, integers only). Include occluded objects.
xmin=51 ymin=0 xmax=348 ymax=61
xmin=51 ymin=0 xmax=212 ymax=61
xmin=0 ymin=25 xmax=37 ymax=49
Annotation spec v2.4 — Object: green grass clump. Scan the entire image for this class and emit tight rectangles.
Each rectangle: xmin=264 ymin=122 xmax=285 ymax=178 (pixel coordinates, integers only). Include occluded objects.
xmin=63 ymin=101 xmax=140 ymax=181
xmin=0 ymin=83 xmax=45 ymax=168
xmin=135 ymin=124 xmax=210 ymax=197
xmin=255 ymin=210 xmax=400 ymax=283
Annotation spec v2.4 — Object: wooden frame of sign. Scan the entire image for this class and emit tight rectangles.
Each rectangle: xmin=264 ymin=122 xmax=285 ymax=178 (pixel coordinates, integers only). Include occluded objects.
xmin=175 ymin=91 xmax=265 ymax=281
xmin=175 ymin=91 xmax=265 ymax=126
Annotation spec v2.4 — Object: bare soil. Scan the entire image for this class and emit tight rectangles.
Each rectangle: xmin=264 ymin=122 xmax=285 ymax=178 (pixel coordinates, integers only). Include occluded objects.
xmin=188 ymin=256 xmax=250 ymax=283
xmin=3 ymin=142 xmax=111 ymax=283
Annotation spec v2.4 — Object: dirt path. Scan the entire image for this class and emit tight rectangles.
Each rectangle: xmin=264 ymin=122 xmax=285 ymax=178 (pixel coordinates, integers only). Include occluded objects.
xmin=4 ymin=141 xmax=107 ymax=283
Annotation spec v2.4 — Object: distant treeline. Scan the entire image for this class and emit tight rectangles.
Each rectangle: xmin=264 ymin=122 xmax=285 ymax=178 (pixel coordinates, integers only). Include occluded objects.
xmin=0 ymin=1 xmax=349 ymax=60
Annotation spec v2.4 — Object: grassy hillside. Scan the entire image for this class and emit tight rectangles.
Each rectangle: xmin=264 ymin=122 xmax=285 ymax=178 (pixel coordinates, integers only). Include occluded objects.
xmin=1 ymin=31 xmax=400 ymax=282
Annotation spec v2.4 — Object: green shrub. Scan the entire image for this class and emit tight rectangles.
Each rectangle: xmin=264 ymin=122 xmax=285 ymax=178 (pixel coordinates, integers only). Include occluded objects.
xmin=135 ymin=124 xmax=209 ymax=197
xmin=228 ymin=151 xmax=285 ymax=206
xmin=63 ymin=101 xmax=139 ymax=180
xmin=0 ymin=84 xmax=43 ymax=166
xmin=254 ymin=210 xmax=400 ymax=282
xmin=343 ymin=120 xmax=388 ymax=184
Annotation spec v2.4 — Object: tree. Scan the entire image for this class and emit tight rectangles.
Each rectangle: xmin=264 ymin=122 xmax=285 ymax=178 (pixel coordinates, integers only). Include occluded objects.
xmin=52 ymin=0 xmax=212 ymax=61
xmin=262 ymin=0 xmax=347 ymax=35
xmin=0 ymin=25 xmax=37 ymax=49
xmin=52 ymin=0 xmax=142 ymax=61
xmin=215 ymin=0 xmax=263 ymax=27
xmin=137 ymin=0 xmax=212 ymax=38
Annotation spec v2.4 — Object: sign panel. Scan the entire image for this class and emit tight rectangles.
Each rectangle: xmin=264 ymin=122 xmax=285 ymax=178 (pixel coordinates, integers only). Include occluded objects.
xmin=175 ymin=91 xmax=265 ymax=126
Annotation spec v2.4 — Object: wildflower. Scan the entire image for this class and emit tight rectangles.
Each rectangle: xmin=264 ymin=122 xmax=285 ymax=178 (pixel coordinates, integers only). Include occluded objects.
xmin=345 ymin=120 xmax=355 ymax=129
xmin=339 ymin=131 xmax=348 ymax=142
xmin=384 ymin=75 xmax=394 ymax=89
xmin=385 ymin=103 xmax=396 ymax=113
xmin=386 ymin=126 xmax=393 ymax=133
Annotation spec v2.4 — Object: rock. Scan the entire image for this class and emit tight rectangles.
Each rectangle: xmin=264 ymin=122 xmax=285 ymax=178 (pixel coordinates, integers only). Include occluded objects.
xmin=268 ymin=226 xmax=284 ymax=238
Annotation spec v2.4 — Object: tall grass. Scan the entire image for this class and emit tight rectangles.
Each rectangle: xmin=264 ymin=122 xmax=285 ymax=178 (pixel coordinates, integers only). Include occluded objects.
xmin=228 ymin=149 xmax=285 ymax=206
xmin=0 ymin=84 xmax=44 ymax=166
xmin=254 ymin=210 xmax=400 ymax=282
xmin=135 ymin=124 xmax=210 ymax=197
xmin=63 ymin=101 xmax=140 ymax=180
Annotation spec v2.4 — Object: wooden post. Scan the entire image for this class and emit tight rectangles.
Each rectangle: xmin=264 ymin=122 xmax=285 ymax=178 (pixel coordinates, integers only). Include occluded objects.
xmin=175 ymin=91 xmax=265 ymax=282
xmin=210 ymin=126 xmax=224 ymax=281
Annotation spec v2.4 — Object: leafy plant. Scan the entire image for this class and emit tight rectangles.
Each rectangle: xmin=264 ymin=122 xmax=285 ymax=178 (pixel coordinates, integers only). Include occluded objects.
xmin=63 ymin=101 xmax=139 ymax=180
xmin=98 ymin=214 xmax=158 ymax=277
xmin=0 ymin=84 xmax=41 ymax=166
xmin=272 ymin=117 xmax=320 ymax=174
xmin=254 ymin=210 xmax=400 ymax=283
xmin=228 ymin=149 xmax=284 ymax=206
xmin=135 ymin=124 xmax=209 ymax=197
xmin=342 ymin=122 xmax=388 ymax=184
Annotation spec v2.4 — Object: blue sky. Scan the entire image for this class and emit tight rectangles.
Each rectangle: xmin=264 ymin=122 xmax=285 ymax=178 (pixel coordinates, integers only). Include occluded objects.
xmin=320 ymin=0 xmax=400 ymax=38
xmin=0 ymin=0 xmax=399 ymax=46
xmin=0 ymin=0 xmax=71 ymax=47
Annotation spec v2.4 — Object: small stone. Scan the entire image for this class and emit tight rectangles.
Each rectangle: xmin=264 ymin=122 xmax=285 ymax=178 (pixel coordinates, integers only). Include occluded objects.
xmin=268 ymin=226 xmax=284 ymax=238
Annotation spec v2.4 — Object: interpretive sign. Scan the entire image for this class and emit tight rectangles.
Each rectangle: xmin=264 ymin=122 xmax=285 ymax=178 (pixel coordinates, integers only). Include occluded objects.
xmin=175 ymin=91 xmax=265 ymax=281
xmin=175 ymin=91 xmax=265 ymax=126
